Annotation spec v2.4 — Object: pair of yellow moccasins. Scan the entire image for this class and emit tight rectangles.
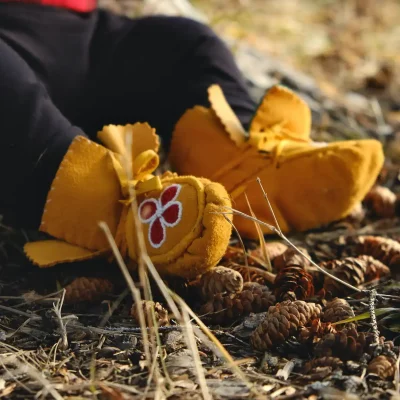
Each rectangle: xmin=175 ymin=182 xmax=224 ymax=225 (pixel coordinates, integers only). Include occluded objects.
xmin=24 ymin=85 xmax=384 ymax=280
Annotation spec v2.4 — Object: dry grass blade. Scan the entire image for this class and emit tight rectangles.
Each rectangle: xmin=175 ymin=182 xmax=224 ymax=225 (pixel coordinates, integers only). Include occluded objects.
xmin=123 ymin=254 xmax=255 ymax=397
xmin=143 ymin=346 xmax=162 ymax=399
xmin=121 ymin=128 xmax=154 ymax=370
xmin=89 ymin=235 xmax=166 ymax=394
xmin=256 ymin=177 xmax=282 ymax=235
xmin=171 ymin=291 xmax=260 ymax=397
xmin=223 ymin=214 xmax=249 ymax=268
xmin=52 ymin=289 xmax=68 ymax=350
xmin=109 ymin=127 xmax=214 ymax=398
xmin=98 ymin=222 xmax=151 ymax=365
xmin=395 ymin=350 xmax=400 ymax=392
xmin=244 ymin=193 xmax=272 ymax=272
xmin=98 ymin=288 xmax=129 ymax=328
xmin=123 ymin=128 xmax=170 ymax=390
xmin=142 ymin=254 xmax=213 ymax=399
xmin=0 ymin=358 xmax=34 ymax=395
xmin=1 ymin=352 xmax=64 ymax=400
xmin=181 ymin=303 xmax=212 ymax=400
xmin=228 ymin=263 xmax=276 ymax=285
xmin=95 ymin=240 xmax=168 ymax=394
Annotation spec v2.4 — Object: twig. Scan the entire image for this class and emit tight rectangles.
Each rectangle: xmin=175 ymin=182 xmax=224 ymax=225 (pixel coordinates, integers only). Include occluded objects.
xmin=276 ymin=360 xmax=295 ymax=381
xmin=5 ymin=318 xmax=34 ymax=339
xmin=232 ymin=264 xmax=276 ymax=284
xmin=370 ymin=97 xmax=386 ymax=132
xmin=368 ymin=289 xmax=380 ymax=345
xmin=52 ymin=289 xmax=68 ymax=350
xmin=0 ymin=304 xmax=41 ymax=320
xmin=374 ymin=293 xmax=400 ymax=302
xmin=13 ymin=289 xmax=67 ymax=308
xmin=84 ymin=325 xmax=183 ymax=334
xmin=217 ymin=207 xmax=400 ymax=304
xmin=255 ymin=178 xmax=400 ymax=298
xmin=395 ymin=349 xmax=400 ymax=393
xmin=98 ymin=288 xmax=129 ymax=328
xmin=216 ymin=207 xmax=363 ymax=294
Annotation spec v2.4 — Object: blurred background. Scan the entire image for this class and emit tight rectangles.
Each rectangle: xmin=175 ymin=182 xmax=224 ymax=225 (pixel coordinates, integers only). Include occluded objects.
xmin=98 ymin=0 xmax=400 ymax=158
xmin=99 ymin=0 xmax=400 ymax=101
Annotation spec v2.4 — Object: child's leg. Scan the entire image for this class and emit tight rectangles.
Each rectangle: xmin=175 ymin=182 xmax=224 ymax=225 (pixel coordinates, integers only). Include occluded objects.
xmin=0 ymin=36 xmax=83 ymax=228
xmin=85 ymin=13 xmax=257 ymax=149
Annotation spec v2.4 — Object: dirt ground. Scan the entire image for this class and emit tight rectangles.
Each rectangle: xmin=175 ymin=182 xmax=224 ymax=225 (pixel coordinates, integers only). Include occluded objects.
xmin=2 ymin=1 xmax=400 ymax=399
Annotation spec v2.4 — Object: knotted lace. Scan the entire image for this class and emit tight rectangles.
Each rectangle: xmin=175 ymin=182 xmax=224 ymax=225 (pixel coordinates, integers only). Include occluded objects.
xmin=105 ymin=136 xmax=163 ymax=259
xmin=211 ymin=120 xmax=312 ymax=187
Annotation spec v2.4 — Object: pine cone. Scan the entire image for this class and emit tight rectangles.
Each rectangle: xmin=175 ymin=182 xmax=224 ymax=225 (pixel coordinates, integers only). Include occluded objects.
xmin=131 ymin=300 xmax=170 ymax=327
xmin=224 ymin=261 xmax=275 ymax=285
xmin=321 ymin=257 xmax=366 ymax=296
xmin=358 ymin=235 xmax=400 ymax=271
xmin=298 ymin=318 xmax=336 ymax=344
xmin=367 ymin=355 xmax=396 ymax=379
xmin=273 ymin=266 xmax=314 ymax=301
xmin=322 ymin=298 xmax=355 ymax=324
xmin=64 ymin=277 xmax=114 ymax=304
xmin=364 ymin=185 xmax=396 ymax=218
xmin=249 ymin=242 xmax=288 ymax=265
xmin=303 ymin=357 xmax=343 ymax=373
xmin=223 ymin=242 xmax=288 ymax=267
xmin=199 ymin=266 xmax=243 ymax=300
xmin=199 ymin=282 xmax=275 ymax=325
xmin=344 ymin=202 xmax=366 ymax=223
xmin=250 ymin=300 xmax=322 ymax=350
xmin=360 ymin=255 xmax=391 ymax=281
xmin=273 ymin=247 xmax=311 ymax=272
xmin=321 ymin=256 xmax=388 ymax=297
xmin=223 ymin=246 xmax=247 ymax=264
xmin=163 ymin=277 xmax=192 ymax=300
xmin=314 ymin=327 xmax=383 ymax=361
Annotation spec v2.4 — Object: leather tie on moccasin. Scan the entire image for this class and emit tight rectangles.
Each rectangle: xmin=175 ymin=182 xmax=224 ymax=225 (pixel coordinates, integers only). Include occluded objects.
xmin=169 ymin=85 xmax=384 ymax=239
xmin=24 ymin=123 xmax=232 ymax=279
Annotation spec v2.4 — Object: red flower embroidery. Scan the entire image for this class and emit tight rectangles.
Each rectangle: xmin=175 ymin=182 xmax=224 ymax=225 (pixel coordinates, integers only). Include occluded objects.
xmin=138 ymin=184 xmax=183 ymax=248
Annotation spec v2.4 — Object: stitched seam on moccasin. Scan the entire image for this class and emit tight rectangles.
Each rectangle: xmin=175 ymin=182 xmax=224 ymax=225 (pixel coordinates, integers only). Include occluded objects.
xmin=40 ymin=135 xmax=119 ymax=252
xmin=154 ymin=176 xmax=205 ymax=263
xmin=226 ymin=144 xmax=359 ymax=200
xmin=210 ymin=144 xmax=254 ymax=182
xmin=159 ymin=179 xmax=232 ymax=278
xmin=126 ymin=176 xmax=205 ymax=265
xmin=24 ymin=240 xmax=108 ymax=268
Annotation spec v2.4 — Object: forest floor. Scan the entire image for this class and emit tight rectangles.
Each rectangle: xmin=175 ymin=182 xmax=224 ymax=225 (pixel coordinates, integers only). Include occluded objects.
xmin=2 ymin=1 xmax=400 ymax=399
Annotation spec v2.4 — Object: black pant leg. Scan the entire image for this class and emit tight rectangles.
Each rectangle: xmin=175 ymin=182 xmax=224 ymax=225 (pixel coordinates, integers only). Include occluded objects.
xmin=0 ymin=36 xmax=83 ymax=229
xmin=0 ymin=9 xmax=256 ymax=228
xmin=87 ymin=13 xmax=256 ymax=150
xmin=0 ymin=5 xmax=106 ymax=228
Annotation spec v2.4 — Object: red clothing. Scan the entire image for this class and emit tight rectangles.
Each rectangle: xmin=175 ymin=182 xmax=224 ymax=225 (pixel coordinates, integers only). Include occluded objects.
xmin=3 ymin=0 xmax=96 ymax=12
